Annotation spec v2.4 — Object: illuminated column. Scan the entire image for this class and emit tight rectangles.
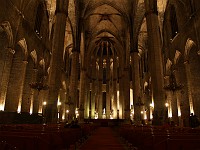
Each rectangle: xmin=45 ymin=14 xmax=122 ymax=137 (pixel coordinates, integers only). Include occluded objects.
xmin=145 ymin=0 xmax=165 ymax=125
xmin=91 ymin=57 xmax=96 ymax=119
xmin=184 ymin=61 xmax=194 ymax=115
xmin=169 ymin=92 xmax=178 ymax=125
xmin=59 ymin=89 xmax=66 ymax=121
xmin=186 ymin=58 xmax=200 ymax=117
xmin=98 ymin=56 xmax=103 ymax=119
xmin=118 ymin=57 xmax=124 ymax=119
xmin=5 ymin=60 xmax=27 ymax=112
xmin=0 ymin=48 xmax=15 ymax=111
xmin=22 ymin=66 xmax=37 ymax=113
xmin=69 ymin=51 xmax=79 ymax=120
xmin=46 ymin=0 xmax=68 ymax=122
xmin=30 ymin=69 xmax=39 ymax=114
xmin=106 ymin=56 xmax=111 ymax=118
xmin=175 ymin=63 xmax=190 ymax=126
xmin=84 ymin=74 xmax=90 ymax=119
xmin=112 ymin=56 xmax=117 ymax=119
xmin=131 ymin=52 xmax=141 ymax=123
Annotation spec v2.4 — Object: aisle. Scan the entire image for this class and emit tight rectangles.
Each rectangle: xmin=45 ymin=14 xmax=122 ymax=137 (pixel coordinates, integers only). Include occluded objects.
xmin=79 ymin=127 xmax=127 ymax=150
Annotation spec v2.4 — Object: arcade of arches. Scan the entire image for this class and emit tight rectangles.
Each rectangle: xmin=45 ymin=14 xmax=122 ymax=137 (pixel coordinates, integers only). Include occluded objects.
xmin=0 ymin=0 xmax=200 ymax=126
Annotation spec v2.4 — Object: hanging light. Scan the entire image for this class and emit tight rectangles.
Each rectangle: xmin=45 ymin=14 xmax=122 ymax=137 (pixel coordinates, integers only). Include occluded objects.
xmin=164 ymin=70 xmax=183 ymax=93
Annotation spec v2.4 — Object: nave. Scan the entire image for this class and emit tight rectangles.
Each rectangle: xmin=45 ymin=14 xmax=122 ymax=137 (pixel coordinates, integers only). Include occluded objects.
xmin=1 ymin=121 xmax=200 ymax=150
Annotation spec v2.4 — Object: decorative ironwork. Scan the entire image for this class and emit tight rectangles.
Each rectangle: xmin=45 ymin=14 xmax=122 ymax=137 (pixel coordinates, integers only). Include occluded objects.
xmin=164 ymin=71 xmax=183 ymax=93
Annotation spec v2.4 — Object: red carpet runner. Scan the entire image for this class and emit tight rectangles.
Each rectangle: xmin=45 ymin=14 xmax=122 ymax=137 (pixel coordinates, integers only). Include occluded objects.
xmin=79 ymin=127 xmax=127 ymax=150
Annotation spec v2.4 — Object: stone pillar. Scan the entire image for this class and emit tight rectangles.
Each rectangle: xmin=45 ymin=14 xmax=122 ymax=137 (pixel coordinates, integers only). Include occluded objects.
xmin=184 ymin=61 xmax=194 ymax=115
xmin=0 ymin=48 xmax=15 ymax=111
xmin=46 ymin=0 xmax=68 ymax=122
xmin=69 ymin=51 xmax=79 ymax=121
xmin=170 ymin=92 xmax=179 ymax=125
xmin=186 ymin=57 xmax=200 ymax=117
xmin=32 ymin=72 xmax=40 ymax=114
xmin=123 ymin=67 xmax=130 ymax=121
xmin=22 ymin=66 xmax=37 ymax=113
xmin=112 ymin=56 xmax=118 ymax=119
xmin=59 ymin=89 xmax=66 ymax=122
xmin=106 ymin=57 xmax=111 ymax=119
xmin=91 ymin=57 xmax=96 ymax=119
xmin=79 ymin=68 xmax=86 ymax=122
xmin=5 ymin=60 xmax=27 ymax=112
xmin=98 ymin=56 xmax=103 ymax=119
xmin=176 ymin=63 xmax=190 ymax=126
xmin=145 ymin=0 xmax=165 ymax=125
xmin=119 ymin=57 xmax=124 ymax=119
xmin=131 ymin=52 xmax=141 ymax=124
xmin=84 ymin=74 xmax=90 ymax=119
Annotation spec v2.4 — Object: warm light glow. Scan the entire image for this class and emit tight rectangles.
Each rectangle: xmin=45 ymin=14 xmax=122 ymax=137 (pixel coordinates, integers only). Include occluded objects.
xmin=57 ymin=101 xmax=61 ymax=106
xmin=130 ymin=89 xmax=133 ymax=109
xmin=62 ymin=114 xmax=65 ymax=120
xmin=66 ymin=110 xmax=69 ymax=113
xmin=150 ymin=103 xmax=154 ymax=108
xmin=144 ymin=110 xmax=147 ymax=120
xmin=103 ymin=108 xmax=106 ymax=114
xmin=75 ymin=110 xmax=78 ymax=114
xmin=141 ymin=111 xmax=144 ymax=114
xmin=168 ymin=112 xmax=172 ymax=118
xmin=95 ymin=112 xmax=98 ymax=119
xmin=43 ymin=101 xmax=47 ymax=105
xmin=57 ymin=112 xmax=60 ymax=119
xmin=165 ymin=103 xmax=169 ymax=107
xmin=0 ymin=103 xmax=4 ymax=111
xmin=17 ymin=104 xmax=21 ymax=113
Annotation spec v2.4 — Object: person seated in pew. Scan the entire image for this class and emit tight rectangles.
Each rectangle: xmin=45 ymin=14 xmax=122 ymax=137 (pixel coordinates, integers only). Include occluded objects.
xmin=64 ymin=119 xmax=80 ymax=128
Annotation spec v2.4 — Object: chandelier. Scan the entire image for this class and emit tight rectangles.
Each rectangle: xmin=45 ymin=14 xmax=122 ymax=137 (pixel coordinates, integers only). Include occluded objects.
xmin=164 ymin=71 xmax=183 ymax=93
xmin=135 ymin=97 xmax=144 ymax=107
xmin=29 ymin=81 xmax=49 ymax=91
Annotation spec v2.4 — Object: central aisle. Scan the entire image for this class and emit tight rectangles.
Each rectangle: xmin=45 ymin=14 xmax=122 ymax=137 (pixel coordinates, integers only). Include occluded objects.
xmin=79 ymin=127 xmax=127 ymax=150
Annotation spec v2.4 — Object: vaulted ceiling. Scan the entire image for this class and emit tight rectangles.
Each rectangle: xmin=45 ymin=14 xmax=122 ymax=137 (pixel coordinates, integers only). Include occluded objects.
xmin=47 ymin=0 xmax=167 ymax=59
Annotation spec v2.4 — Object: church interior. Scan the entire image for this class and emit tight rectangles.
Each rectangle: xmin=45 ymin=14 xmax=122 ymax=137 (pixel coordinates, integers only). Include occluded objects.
xmin=0 ymin=0 xmax=200 ymax=149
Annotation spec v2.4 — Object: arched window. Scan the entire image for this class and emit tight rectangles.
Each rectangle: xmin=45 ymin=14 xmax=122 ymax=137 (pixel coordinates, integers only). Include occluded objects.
xmin=34 ymin=3 xmax=44 ymax=34
xmin=170 ymin=5 xmax=179 ymax=39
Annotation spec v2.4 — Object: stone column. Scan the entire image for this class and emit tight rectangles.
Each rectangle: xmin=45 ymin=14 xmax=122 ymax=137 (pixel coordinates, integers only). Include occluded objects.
xmin=106 ymin=56 xmax=111 ymax=119
xmin=0 ymin=48 xmax=15 ymax=111
xmin=119 ymin=57 xmax=124 ymax=119
xmin=184 ymin=61 xmax=194 ymax=115
xmin=79 ymin=68 xmax=86 ymax=122
xmin=22 ymin=65 xmax=37 ymax=113
xmin=46 ymin=0 xmax=68 ymax=122
xmin=176 ymin=63 xmax=190 ymax=126
xmin=32 ymin=72 xmax=40 ymax=114
xmin=69 ymin=51 xmax=79 ymax=121
xmin=98 ymin=56 xmax=103 ymax=119
xmin=145 ymin=0 xmax=165 ymax=125
xmin=131 ymin=52 xmax=141 ymax=124
xmin=91 ymin=57 xmax=96 ymax=119
xmin=5 ymin=60 xmax=27 ymax=112
xmin=84 ymin=74 xmax=90 ymax=119
xmin=112 ymin=56 xmax=118 ymax=119
xmin=123 ymin=67 xmax=130 ymax=120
